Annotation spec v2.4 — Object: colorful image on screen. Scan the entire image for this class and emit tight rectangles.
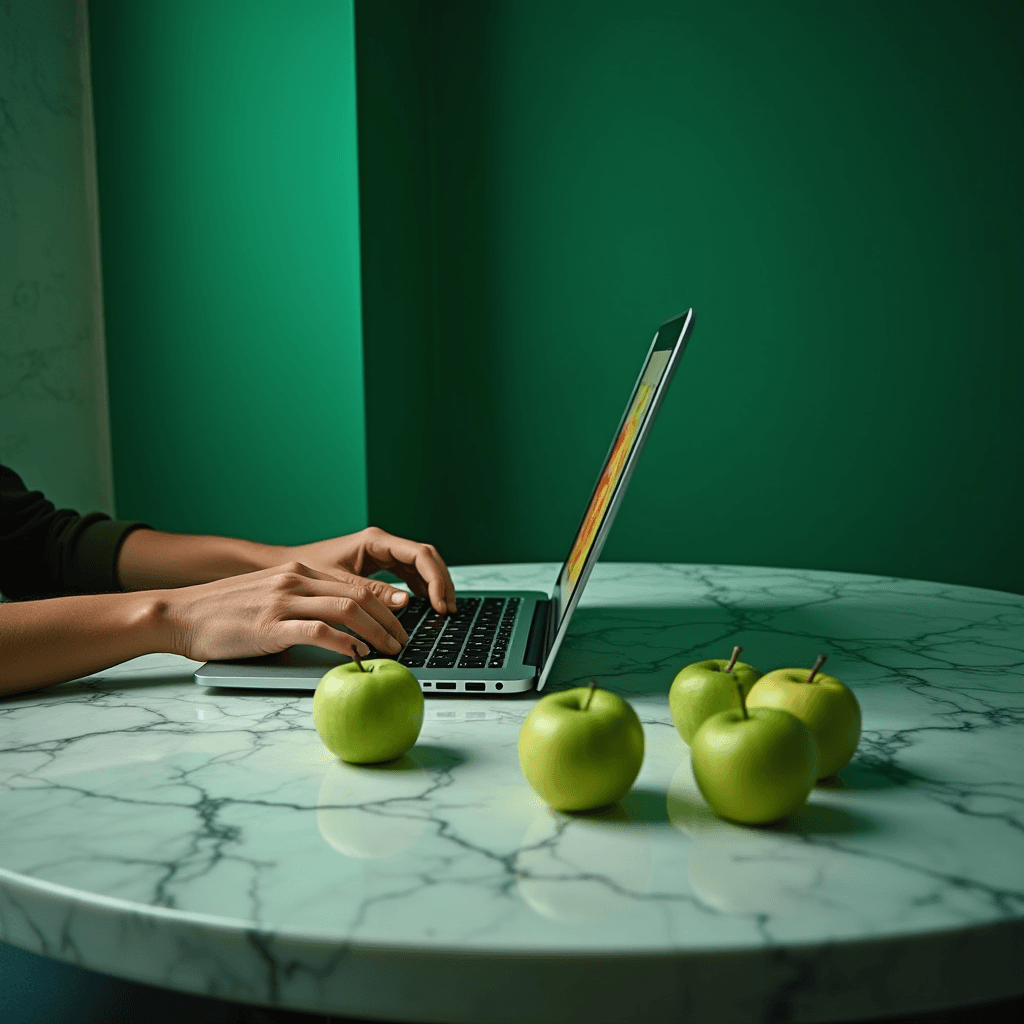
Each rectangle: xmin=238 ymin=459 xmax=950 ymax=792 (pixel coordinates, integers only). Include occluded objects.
xmin=559 ymin=348 xmax=672 ymax=607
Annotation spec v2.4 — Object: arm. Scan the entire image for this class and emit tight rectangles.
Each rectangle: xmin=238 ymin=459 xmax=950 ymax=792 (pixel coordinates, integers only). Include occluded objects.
xmin=1 ymin=465 xmax=451 ymax=610
xmin=116 ymin=525 xmax=457 ymax=615
xmin=0 ymin=466 xmax=438 ymax=697
xmin=0 ymin=463 xmax=149 ymax=601
xmin=115 ymin=528 xmax=286 ymax=589
xmin=0 ymin=590 xmax=167 ymax=698
xmin=0 ymin=562 xmax=411 ymax=699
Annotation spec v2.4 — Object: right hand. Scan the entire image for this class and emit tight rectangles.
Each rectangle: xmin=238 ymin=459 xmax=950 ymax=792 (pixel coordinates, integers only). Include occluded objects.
xmin=161 ymin=562 xmax=410 ymax=663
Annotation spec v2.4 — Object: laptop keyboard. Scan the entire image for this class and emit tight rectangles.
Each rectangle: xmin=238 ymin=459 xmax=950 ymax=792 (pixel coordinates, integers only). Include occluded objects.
xmin=375 ymin=595 xmax=520 ymax=670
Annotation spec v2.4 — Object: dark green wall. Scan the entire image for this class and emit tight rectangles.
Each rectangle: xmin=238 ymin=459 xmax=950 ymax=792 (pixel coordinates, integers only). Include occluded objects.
xmin=358 ymin=0 xmax=1024 ymax=595
xmin=89 ymin=0 xmax=367 ymax=545
xmin=355 ymin=0 xmax=438 ymax=549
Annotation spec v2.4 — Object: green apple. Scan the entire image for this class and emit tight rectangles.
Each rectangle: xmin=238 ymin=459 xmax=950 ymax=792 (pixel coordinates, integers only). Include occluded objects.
xmin=690 ymin=681 xmax=819 ymax=825
xmin=518 ymin=681 xmax=645 ymax=812
xmin=669 ymin=646 xmax=762 ymax=744
xmin=312 ymin=657 xmax=424 ymax=764
xmin=745 ymin=655 xmax=861 ymax=780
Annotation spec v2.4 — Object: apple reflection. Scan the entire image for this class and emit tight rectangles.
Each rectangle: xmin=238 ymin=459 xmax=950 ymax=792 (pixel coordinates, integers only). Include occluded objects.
xmin=666 ymin=761 xmax=819 ymax=915
xmin=515 ymin=803 xmax=652 ymax=922
xmin=316 ymin=755 xmax=430 ymax=859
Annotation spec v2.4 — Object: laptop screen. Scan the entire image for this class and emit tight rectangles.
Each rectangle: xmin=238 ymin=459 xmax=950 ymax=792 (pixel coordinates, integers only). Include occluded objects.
xmin=549 ymin=310 xmax=694 ymax=635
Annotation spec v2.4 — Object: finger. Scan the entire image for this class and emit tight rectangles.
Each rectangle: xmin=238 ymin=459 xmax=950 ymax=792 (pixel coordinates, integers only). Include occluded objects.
xmin=413 ymin=546 xmax=456 ymax=615
xmin=374 ymin=539 xmax=457 ymax=615
xmin=390 ymin=564 xmax=446 ymax=615
xmin=293 ymin=593 xmax=406 ymax=655
xmin=327 ymin=581 xmax=410 ymax=646
xmin=274 ymin=619 xmax=371 ymax=659
xmin=276 ymin=565 xmax=411 ymax=634
xmin=327 ymin=570 xmax=409 ymax=610
xmin=287 ymin=562 xmax=409 ymax=610
xmin=438 ymin=557 xmax=458 ymax=613
xmin=346 ymin=584 xmax=410 ymax=645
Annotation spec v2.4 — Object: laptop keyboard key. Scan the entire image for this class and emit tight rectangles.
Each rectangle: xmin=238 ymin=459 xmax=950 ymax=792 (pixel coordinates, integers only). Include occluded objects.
xmin=393 ymin=595 xmax=524 ymax=670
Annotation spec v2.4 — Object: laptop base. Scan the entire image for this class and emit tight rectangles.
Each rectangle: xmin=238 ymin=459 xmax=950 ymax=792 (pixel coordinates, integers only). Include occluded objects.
xmin=193 ymin=589 xmax=546 ymax=693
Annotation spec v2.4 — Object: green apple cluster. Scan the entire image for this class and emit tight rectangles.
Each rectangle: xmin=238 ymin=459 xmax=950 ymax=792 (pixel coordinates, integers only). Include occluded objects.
xmin=310 ymin=646 xmax=859 ymax=830
xmin=312 ymin=657 xmax=424 ymax=764
xmin=670 ymin=648 xmax=862 ymax=825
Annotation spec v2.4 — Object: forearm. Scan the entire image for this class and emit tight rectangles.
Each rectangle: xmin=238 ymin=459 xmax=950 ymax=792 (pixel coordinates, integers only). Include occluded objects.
xmin=0 ymin=591 xmax=172 ymax=697
xmin=116 ymin=529 xmax=286 ymax=590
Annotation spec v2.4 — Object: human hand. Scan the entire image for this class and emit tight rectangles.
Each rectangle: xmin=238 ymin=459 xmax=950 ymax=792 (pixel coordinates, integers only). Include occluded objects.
xmin=285 ymin=527 xmax=456 ymax=616
xmin=161 ymin=561 xmax=410 ymax=663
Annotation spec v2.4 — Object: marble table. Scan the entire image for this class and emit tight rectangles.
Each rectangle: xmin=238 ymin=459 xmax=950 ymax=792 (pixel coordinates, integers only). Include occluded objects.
xmin=1 ymin=563 xmax=1023 ymax=1024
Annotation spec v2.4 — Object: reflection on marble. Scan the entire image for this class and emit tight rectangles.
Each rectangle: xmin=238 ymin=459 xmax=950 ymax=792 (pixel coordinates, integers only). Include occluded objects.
xmin=317 ymin=755 xmax=432 ymax=860
xmin=1 ymin=563 xmax=1023 ymax=1023
xmin=515 ymin=804 xmax=653 ymax=923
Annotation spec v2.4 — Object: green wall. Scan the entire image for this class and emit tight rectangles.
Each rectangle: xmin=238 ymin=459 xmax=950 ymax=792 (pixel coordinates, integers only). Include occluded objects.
xmin=88 ymin=0 xmax=367 ymax=545
xmin=355 ymin=0 xmax=438 ymax=550
xmin=89 ymin=0 xmax=1024 ymax=593
xmin=358 ymin=0 xmax=1024 ymax=595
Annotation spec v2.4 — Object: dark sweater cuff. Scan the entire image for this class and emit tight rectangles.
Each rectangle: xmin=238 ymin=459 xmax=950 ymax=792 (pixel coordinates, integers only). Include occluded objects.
xmin=70 ymin=519 xmax=151 ymax=594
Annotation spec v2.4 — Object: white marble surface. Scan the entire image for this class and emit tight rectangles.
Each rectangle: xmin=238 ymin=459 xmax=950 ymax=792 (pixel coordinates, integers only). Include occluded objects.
xmin=1 ymin=563 xmax=1023 ymax=1023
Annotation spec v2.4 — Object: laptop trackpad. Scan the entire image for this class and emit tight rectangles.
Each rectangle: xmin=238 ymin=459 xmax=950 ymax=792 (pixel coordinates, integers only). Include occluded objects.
xmin=234 ymin=645 xmax=350 ymax=668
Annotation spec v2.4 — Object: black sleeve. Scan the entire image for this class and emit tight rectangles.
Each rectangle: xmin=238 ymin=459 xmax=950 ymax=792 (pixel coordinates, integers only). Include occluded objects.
xmin=0 ymin=464 xmax=151 ymax=600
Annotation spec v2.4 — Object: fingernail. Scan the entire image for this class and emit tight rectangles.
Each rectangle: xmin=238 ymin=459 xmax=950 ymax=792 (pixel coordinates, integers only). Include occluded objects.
xmin=388 ymin=637 xmax=401 ymax=652
xmin=391 ymin=592 xmax=406 ymax=606
xmin=358 ymin=643 xmax=371 ymax=657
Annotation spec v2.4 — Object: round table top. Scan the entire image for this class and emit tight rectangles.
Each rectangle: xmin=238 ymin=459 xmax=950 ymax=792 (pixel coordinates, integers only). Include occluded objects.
xmin=2 ymin=562 xmax=1023 ymax=1024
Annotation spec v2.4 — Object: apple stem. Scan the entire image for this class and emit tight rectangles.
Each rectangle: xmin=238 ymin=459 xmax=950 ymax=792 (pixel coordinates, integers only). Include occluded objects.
xmin=807 ymin=654 xmax=827 ymax=684
xmin=725 ymin=645 xmax=743 ymax=674
xmin=736 ymin=680 xmax=749 ymax=720
xmin=582 ymin=679 xmax=598 ymax=711
xmin=352 ymin=652 xmax=366 ymax=672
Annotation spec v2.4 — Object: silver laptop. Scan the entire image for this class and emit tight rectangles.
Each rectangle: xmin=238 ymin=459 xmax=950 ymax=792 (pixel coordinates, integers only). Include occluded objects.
xmin=194 ymin=309 xmax=695 ymax=694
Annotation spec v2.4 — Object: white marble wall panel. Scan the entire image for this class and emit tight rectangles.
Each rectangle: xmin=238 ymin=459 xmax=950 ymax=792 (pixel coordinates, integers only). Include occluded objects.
xmin=0 ymin=0 xmax=113 ymax=516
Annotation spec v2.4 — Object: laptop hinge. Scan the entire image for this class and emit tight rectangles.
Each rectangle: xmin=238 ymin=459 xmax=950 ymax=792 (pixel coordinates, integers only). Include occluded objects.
xmin=523 ymin=599 xmax=551 ymax=667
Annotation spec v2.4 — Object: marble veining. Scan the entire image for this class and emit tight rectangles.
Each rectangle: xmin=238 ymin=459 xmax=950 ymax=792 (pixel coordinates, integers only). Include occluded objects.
xmin=0 ymin=0 xmax=115 ymax=516
xmin=1 ymin=563 xmax=1022 ymax=1023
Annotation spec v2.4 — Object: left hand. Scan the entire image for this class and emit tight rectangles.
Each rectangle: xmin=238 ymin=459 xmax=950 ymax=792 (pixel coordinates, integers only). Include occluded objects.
xmin=285 ymin=527 xmax=457 ymax=616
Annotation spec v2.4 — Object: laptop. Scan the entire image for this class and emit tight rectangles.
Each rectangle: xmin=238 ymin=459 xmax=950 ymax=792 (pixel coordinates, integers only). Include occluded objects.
xmin=194 ymin=309 xmax=695 ymax=694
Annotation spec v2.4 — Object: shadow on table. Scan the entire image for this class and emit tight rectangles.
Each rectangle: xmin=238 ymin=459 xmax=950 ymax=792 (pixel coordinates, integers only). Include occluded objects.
xmin=560 ymin=786 xmax=875 ymax=836
xmin=383 ymin=743 xmax=469 ymax=772
xmin=552 ymin=787 xmax=671 ymax=827
xmin=545 ymin=601 xmax=930 ymax=699
xmin=819 ymin=759 xmax=934 ymax=791
xmin=0 ymin=674 xmax=193 ymax=703
xmin=620 ymin=785 xmax=671 ymax=824
xmin=55 ymin=672 xmax=199 ymax=696
xmin=782 ymin=800 xmax=876 ymax=836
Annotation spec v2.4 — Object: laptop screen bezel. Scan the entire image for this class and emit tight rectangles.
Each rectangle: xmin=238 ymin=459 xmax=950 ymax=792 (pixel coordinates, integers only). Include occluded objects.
xmin=537 ymin=308 xmax=695 ymax=691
